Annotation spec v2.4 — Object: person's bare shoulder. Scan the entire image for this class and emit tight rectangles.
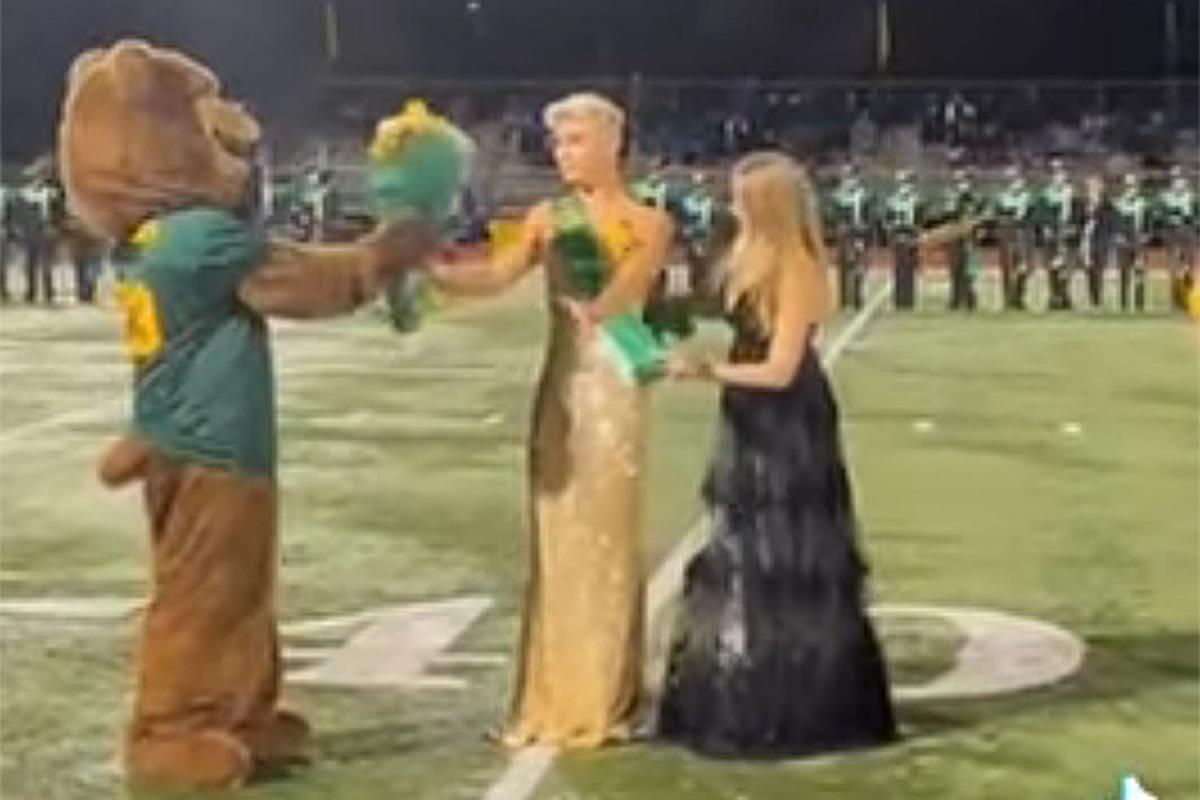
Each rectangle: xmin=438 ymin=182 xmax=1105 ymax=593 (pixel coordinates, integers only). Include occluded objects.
xmin=527 ymin=200 xmax=553 ymax=228
xmin=626 ymin=201 xmax=673 ymax=245
xmin=520 ymin=200 xmax=555 ymax=245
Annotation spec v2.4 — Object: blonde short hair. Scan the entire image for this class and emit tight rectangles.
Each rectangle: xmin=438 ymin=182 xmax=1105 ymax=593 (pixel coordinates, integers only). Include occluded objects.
xmin=542 ymin=92 xmax=625 ymax=136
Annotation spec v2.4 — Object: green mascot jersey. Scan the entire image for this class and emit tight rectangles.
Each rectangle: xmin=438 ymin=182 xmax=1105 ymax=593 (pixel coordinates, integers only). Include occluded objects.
xmin=115 ymin=207 xmax=275 ymax=475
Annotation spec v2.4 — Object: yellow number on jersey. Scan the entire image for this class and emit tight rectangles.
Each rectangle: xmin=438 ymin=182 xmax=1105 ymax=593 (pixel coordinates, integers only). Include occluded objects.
xmin=114 ymin=281 xmax=163 ymax=361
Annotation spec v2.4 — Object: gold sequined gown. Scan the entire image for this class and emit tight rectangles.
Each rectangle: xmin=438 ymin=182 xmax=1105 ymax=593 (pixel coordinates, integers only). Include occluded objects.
xmin=502 ymin=202 xmax=647 ymax=749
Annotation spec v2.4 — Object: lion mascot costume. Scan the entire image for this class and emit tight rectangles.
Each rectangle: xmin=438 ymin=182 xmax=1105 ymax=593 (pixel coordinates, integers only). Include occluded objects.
xmin=57 ymin=39 xmax=471 ymax=789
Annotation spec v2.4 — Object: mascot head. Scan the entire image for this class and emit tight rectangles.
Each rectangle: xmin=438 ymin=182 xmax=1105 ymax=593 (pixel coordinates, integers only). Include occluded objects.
xmin=58 ymin=39 xmax=261 ymax=240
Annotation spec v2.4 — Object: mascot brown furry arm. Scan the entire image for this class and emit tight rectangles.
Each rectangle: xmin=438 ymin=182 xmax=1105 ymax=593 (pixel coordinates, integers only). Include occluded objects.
xmin=57 ymin=39 xmax=464 ymax=790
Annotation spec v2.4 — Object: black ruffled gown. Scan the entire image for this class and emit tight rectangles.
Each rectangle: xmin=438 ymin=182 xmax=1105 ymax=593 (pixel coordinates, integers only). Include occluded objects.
xmin=658 ymin=305 xmax=897 ymax=758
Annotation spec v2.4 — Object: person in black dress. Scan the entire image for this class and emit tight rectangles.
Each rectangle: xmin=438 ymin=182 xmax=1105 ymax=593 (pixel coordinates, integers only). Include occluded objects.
xmin=661 ymin=151 xmax=896 ymax=759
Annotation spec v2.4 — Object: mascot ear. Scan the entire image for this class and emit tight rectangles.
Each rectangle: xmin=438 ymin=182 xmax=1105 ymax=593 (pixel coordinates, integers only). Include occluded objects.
xmin=108 ymin=39 xmax=160 ymax=102
xmin=156 ymin=47 xmax=221 ymax=96
xmin=66 ymin=48 xmax=106 ymax=89
xmin=109 ymin=38 xmax=219 ymax=103
xmin=196 ymin=96 xmax=261 ymax=156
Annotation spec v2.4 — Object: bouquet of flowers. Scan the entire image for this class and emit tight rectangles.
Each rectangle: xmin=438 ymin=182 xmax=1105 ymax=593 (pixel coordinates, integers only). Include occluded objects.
xmin=367 ymin=99 xmax=474 ymax=332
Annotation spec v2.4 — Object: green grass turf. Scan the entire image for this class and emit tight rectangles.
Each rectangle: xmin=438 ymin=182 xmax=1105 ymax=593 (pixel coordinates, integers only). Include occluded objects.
xmin=0 ymin=273 xmax=729 ymax=800
xmin=1 ymin=268 xmax=1196 ymax=799
xmin=537 ymin=273 xmax=1200 ymax=800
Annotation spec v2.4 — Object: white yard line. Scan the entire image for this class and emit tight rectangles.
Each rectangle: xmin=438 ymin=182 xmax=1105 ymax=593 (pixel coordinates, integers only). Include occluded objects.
xmin=0 ymin=402 xmax=126 ymax=447
xmin=480 ymin=746 xmax=558 ymax=800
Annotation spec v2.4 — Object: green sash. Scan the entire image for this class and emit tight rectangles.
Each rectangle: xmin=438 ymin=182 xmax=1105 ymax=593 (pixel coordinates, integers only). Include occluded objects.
xmin=550 ymin=196 xmax=665 ymax=386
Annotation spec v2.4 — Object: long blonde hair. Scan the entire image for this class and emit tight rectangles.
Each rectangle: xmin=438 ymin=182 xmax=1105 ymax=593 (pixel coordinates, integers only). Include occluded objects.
xmin=721 ymin=151 xmax=831 ymax=332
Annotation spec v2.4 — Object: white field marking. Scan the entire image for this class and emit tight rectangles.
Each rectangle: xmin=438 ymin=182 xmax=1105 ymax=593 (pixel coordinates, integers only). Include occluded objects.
xmin=0 ymin=402 xmax=126 ymax=447
xmin=480 ymin=746 xmax=558 ymax=800
xmin=285 ymin=596 xmax=493 ymax=690
xmin=0 ymin=595 xmax=497 ymax=692
xmin=0 ymin=311 xmax=519 ymax=448
xmin=480 ymin=278 xmax=895 ymax=800
xmin=819 ymin=279 xmax=893 ymax=368
xmin=0 ymin=597 xmax=1083 ymax=701
xmin=0 ymin=356 xmax=477 ymax=450
xmin=0 ymin=596 xmax=143 ymax=620
xmin=0 ymin=367 xmax=515 ymax=452
xmin=875 ymin=605 xmax=1085 ymax=701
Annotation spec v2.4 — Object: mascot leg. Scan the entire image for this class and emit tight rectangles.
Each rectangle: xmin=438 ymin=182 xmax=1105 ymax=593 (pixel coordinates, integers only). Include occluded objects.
xmin=124 ymin=455 xmax=304 ymax=789
xmin=235 ymin=626 xmax=313 ymax=767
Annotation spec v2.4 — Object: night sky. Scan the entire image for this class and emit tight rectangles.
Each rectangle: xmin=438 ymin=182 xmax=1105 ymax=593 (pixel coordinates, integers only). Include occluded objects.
xmin=2 ymin=0 xmax=1196 ymax=160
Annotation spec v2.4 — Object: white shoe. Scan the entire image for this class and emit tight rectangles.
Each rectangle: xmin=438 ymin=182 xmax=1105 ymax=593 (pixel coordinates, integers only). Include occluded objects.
xmin=1120 ymin=774 xmax=1158 ymax=800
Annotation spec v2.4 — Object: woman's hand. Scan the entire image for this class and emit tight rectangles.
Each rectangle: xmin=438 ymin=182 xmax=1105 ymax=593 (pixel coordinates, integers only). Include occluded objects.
xmin=666 ymin=352 xmax=697 ymax=380
xmin=667 ymin=351 xmax=713 ymax=381
xmin=425 ymin=244 xmax=504 ymax=297
xmin=426 ymin=249 xmax=462 ymax=285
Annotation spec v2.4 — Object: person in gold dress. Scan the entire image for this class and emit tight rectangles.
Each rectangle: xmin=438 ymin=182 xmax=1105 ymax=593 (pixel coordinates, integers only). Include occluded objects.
xmin=430 ymin=93 xmax=672 ymax=748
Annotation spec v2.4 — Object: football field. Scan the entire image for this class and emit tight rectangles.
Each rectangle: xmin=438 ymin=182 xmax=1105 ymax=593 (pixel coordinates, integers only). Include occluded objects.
xmin=1 ymin=266 xmax=1196 ymax=800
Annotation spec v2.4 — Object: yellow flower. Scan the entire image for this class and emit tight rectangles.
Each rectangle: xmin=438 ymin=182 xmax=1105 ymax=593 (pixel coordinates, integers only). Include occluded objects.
xmin=129 ymin=219 xmax=160 ymax=251
xmin=598 ymin=219 xmax=637 ymax=264
xmin=369 ymin=99 xmax=450 ymax=162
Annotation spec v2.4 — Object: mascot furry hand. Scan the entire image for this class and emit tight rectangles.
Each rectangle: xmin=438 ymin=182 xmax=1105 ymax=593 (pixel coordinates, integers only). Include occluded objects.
xmin=57 ymin=40 xmax=468 ymax=790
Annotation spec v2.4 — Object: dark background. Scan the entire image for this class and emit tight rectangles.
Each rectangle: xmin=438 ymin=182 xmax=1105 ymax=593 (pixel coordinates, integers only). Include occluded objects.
xmin=3 ymin=0 xmax=1197 ymax=159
